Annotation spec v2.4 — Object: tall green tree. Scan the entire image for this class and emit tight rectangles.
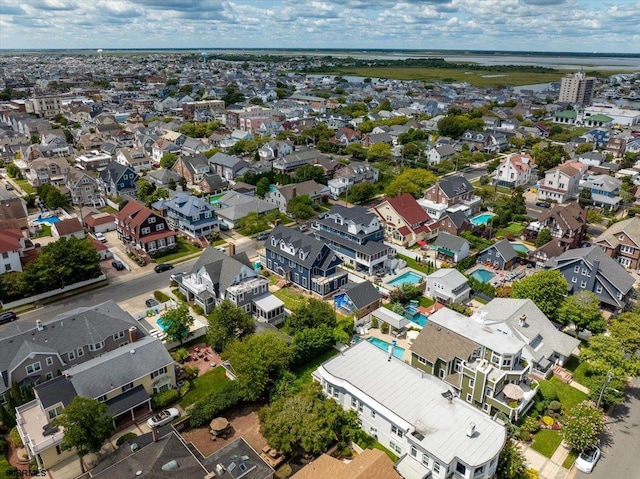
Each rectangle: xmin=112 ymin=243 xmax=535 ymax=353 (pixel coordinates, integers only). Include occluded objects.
xmin=291 ymin=325 xmax=336 ymax=368
xmin=222 ymin=331 xmax=292 ymax=401
xmin=366 ymin=143 xmax=392 ymax=162
xmin=496 ymin=439 xmax=528 ymax=479
xmin=347 ymin=182 xmax=376 ymax=203
xmin=511 ymin=270 xmax=567 ymax=320
xmin=563 ymin=401 xmax=604 ymax=452
xmin=256 ymin=177 xmax=271 ymax=198
xmin=557 ymin=291 xmax=606 ymax=335
xmin=287 ymin=195 xmax=315 ymax=219
xmin=36 ymin=184 xmax=68 ymax=209
xmin=295 ymin=164 xmax=325 ymax=183
xmin=258 ymin=382 xmax=359 ymax=455
xmin=53 ymin=397 xmax=115 ymax=472
xmin=160 ymin=303 xmax=194 ymax=345
xmin=206 ymin=299 xmax=255 ymax=351
xmin=285 ymin=298 xmax=336 ymax=333
xmin=159 ymin=152 xmax=178 ymax=169
xmin=535 ymin=227 xmax=552 ymax=247
xmin=384 ymin=168 xmax=437 ymax=198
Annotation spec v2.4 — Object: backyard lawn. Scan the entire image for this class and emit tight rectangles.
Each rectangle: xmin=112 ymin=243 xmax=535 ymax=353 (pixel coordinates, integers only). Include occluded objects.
xmin=152 ymin=237 xmax=201 ymax=263
xmin=531 ymin=429 xmax=563 ymax=458
xmin=539 ymin=377 xmax=588 ymax=410
xmin=496 ymin=222 xmax=526 ymax=238
xmin=397 ymin=254 xmax=433 ymax=275
xmin=293 ymin=348 xmax=340 ymax=387
xmin=34 ymin=224 xmax=52 ymax=238
xmin=15 ymin=178 xmax=35 ymax=195
xmin=272 ymin=287 xmax=308 ymax=311
xmin=564 ymin=356 xmax=590 ymax=386
xmin=419 ymin=297 xmax=435 ymax=308
xmin=179 ymin=367 xmax=228 ymax=409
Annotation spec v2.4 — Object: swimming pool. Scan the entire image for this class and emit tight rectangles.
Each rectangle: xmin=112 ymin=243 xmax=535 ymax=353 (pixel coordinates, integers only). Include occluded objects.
xmin=470 ymin=268 xmax=496 ymax=283
xmin=35 ymin=216 xmax=61 ymax=225
xmin=387 ymin=271 xmax=424 ymax=287
xmin=157 ymin=316 xmax=170 ymax=331
xmin=511 ymin=243 xmax=530 ymax=253
xmin=209 ymin=193 xmax=225 ymax=206
xmin=470 ymin=213 xmax=496 ymax=226
xmin=367 ymin=337 xmax=405 ymax=359
xmin=404 ymin=305 xmax=428 ymax=327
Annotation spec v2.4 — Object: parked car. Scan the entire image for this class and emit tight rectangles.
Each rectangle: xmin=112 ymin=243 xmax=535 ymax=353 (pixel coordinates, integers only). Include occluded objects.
xmin=575 ymin=446 xmax=600 ymax=474
xmin=111 ymin=260 xmax=125 ymax=271
xmin=0 ymin=311 xmax=18 ymax=325
xmin=536 ymin=201 xmax=551 ymax=208
xmin=145 ymin=298 xmax=159 ymax=308
xmin=299 ymin=224 xmax=308 ymax=232
xmin=94 ymin=232 xmax=107 ymax=243
xmin=154 ymin=263 xmax=174 ymax=273
xmin=256 ymin=230 xmax=272 ymax=241
xmin=219 ymin=223 xmax=229 ymax=231
xmin=170 ymin=272 xmax=186 ymax=282
xmin=5 ymin=183 xmax=14 ymax=190
xmin=146 ymin=408 xmax=180 ymax=428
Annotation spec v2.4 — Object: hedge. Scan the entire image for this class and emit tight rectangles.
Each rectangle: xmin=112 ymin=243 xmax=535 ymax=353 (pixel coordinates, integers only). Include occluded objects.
xmin=188 ymin=381 xmax=241 ymax=428
xmin=151 ymin=389 xmax=179 ymax=410
xmin=538 ymin=381 xmax=558 ymax=401
xmin=116 ymin=432 xmax=137 ymax=446
xmin=154 ymin=290 xmax=170 ymax=302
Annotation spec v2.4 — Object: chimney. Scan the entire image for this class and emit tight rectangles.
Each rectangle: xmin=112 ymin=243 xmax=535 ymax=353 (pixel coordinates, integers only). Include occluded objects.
xmin=519 ymin=314 xmax=527 ymax=327
xmin=228 ymin=242 xmax=235 ymax=256
xmin=128 ymin=326 xmax=138 ymax=343
xmin=274 ymin=218 xmax=281 ymax=226
xmin=466 ymin=422 xmax=476 ymax=438
xmin=292 ymin=187 xmax=297 ymax=198
xmin=36 ymin=320 xmax=44 ymax=332
xmin=151 ymin=425 xmax=159 ymax=443
xmin=387 ymin=345 xmax=393 ymax=362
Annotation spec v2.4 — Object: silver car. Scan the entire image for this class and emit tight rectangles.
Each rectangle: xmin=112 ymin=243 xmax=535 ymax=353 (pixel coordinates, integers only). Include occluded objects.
xmin=146 ymin=408 xmax=180 ymax=428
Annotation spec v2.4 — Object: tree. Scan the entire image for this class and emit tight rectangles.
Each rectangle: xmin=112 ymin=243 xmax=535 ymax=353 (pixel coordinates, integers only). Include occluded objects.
xmin=509 ymin=186 xmax=527 ymax=216
xmin=575 ymin=143 xmax=594 ymax=155
xmin=136 ymin=178 xmax=156 ymax=203
xmin=285 ymin=298 xmax=336 ymax=333
xmin=0 ymin=401 xmax=15 ymax=428
xmin=563 ymin=401 xmax=604 ymax=452
xmin=384 ymin=168 xmax=437 ymax=198
xmin=532 ymin=144 xmax=568 ymax=174
xmin=256 ymin=177 xmax=271 ymax=198
xmin=6 ymin=163 xmax=21 ymax=179
xmin=206 ymin=299 xmax=255 ymax=351
xmin=496 ymin=440 xmax=527 ymax=479
xmin=347 ymin=182 xmax=375 ymax=203
xmin=579 ymin=188 xmax=592 ymax=208
xmin=167 ymin=178 xmax=177 ymax=191
xmin=343 ymin=143 xmax=367 ymax=161
xmin=222 ymin=331 xmax=292 ymax=401
xmin=53 ymin=397 xmax=115 ymax=472
xmin=287 ymin=194 xmax=315 ymax=219
xmin=160 ymin=303 xmax=194 ymax=345
xmin=557 ymin=291 xmax=606 ymax=335
xmin=258 ymin=382 xmax=358 ymax=455
xmin=36 ymin=184 xmax=68 ymax=209
xmin=580 ymin=334 xmax=640 ymax=378
xmin=366 ymin=143 xmax=392 ymax=162
xmin=222 ymin=83 xmax=246 ymax=105
xmin=608 ymin=312 xmax=640 ymax=355
xmin=511 ymin=270 xmax=567 ymax=320
xmin=535 ymin=227 xmax=552 ymax=247
xmin=295 ymin=164 xmax=325 ymax=183
xmin=291 ymin=325 xmax=336 ymax=368
xmin=159 ymin=152 xmax=178 ymax=169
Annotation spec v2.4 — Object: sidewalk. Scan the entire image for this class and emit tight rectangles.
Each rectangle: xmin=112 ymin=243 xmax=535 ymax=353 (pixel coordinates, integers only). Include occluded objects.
xmin=521 ymin=440 xmax=572 ymax=479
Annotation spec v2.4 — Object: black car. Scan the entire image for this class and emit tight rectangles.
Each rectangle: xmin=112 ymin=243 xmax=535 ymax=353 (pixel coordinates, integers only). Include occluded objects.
xmin=145 ymin=298 xmax=159 ymax=308
xmin=256 ymin=230 xmax=272 ymax=241
xmin=536 ymin=201 xmax=551 ymax=208
xmin=0 ymin=311 xmax=17 ymax=325
xmin=154 ymin=263 xmax=174 ymax=273
xmin=111 ymin=260 xmax=125 ymax=271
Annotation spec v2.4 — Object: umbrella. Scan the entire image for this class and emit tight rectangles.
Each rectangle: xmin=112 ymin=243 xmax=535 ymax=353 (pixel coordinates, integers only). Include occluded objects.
xmin=503 ymin=383 xmax=524 ymax=401
xmin=209 ymin=417 xmax=229 ymax=433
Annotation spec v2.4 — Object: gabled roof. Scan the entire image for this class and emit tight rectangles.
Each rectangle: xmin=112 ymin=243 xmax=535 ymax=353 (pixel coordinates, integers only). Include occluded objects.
xmin=0 ymin=228 xmax=22 ymax=254
xmin=152 ymin=192 xmax=216 ymax=217
xmin=209 ymin=152 xmax=245 ymax=168
xmin=434 ymin=232 xmax=470 ymax=252
xmin=436 ymin=175 xmax=474 ymax=198
xmin=191 ymin=246 xmax=254 ymax=294
xmin=266 ymin=225 xmax=335 ymax=269
xmin=410 ymin=319 xmax=480 ymax=365
xmin=442 ymin=210 xmax=471 ymax=229
xmin=480 ymin=239 xmax=518 ymax=263
xmin=99 ymin=161 xmax=137 ymax=184
xmin=382 ymin=193 xmax=431 ymax=226
xmin=341 ymin=281 xmax=381 ymax=310
xmin=426 ymin=268 xmax=469 ymax=289
xmin=594 ymin=216 xmax=640 ymax=248
xmin=52 ymin=217 xmax=83 ymax=236
xmin=274 ymin=180 xmax=329 ymax=201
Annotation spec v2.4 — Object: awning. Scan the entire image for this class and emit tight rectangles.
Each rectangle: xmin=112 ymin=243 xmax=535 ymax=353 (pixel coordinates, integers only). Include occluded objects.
xmin=436 ymin=247 xmax=455 ymax=257
xmin=105 ymin=385 xmax=150 ymax=417
xmin=417 ymin=240 xmax=427 ymax=246
xmin=253 ymin=294 xmax=284 ymax=312
xmin=395 ymin=454 xmax=432 ymax=479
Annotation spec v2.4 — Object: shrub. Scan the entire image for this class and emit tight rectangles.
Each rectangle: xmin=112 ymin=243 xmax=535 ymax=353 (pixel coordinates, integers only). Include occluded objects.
xmin=171 ymin=348 xmax=190 ymax=363
xmin=188 ymin=381 xmax=242 ymax=428
xmin=192 ymin=304 xmax=204 ymax=316
xmin=116 ymin=432 xmax=138 ymax=446
xmin=173 ymin=289 xmax=187 ymax=302
xmin=538 ymin=381 xmax=558 ymax=401
xmin=519 ymin=430 xmax=532 ymax=442
xmin=154 ymin=290 xmax=170 ymax=302
xmin=151 ymin=389 xmax=179 ymax=410
xmin=380 ymin=322 xmax=389 ymax=334
xmin=10 ymin=426 xmax=23 ymax=448
xmin=183 ymin=365 xmax=200 ymax=379
xmin=542 ymin=416 xmax=554 ymax=426
xmin=522 ymin=416 xmax=541 ymax=435
xmin=370 ymin=317 xmax=379 ymax=329
xmin=0 ymin=437 xmax=7 ymax=454
xmin=178 ymin=380 xmax=191 ymax=397
xmin=548 ymin=401 xmax=562 ymax=413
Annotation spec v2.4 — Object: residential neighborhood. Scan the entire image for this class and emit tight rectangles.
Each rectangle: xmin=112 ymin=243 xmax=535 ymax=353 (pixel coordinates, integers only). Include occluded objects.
xmin=0 ymin=47 xmax=639 ymax=479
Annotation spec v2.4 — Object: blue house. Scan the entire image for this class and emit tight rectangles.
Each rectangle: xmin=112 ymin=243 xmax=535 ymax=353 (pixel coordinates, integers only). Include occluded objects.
xmin=152 ymin=192 xmax=219 ymax=239
xmin=263 ymin=225 xmax=348 ymax=298
xmin=581 ymin=174 xmax=622 ymax=210
xmin=311 ymin=204 xmax=395 ymax=275
xmin=98 ymin=162 xmax=139 ymax=198
xmin=478 ymin=239 xmax=518 ymax=270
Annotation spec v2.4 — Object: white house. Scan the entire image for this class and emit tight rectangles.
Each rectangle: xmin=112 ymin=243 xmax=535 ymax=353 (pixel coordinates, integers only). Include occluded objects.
xmin=314 ymin=341 xmax=506 ymax=479
xmin=537 ymin=162 xmax=584 ymax=204
xmin=425 ymin=268 xmax=471 ymax=304
xmin=493 ymin=153 xmax=536 ymax=188
xmin=426 ymin=145 xmax=456 ymax=165
xmin=0 ymin=229 xmax=25 ymax=274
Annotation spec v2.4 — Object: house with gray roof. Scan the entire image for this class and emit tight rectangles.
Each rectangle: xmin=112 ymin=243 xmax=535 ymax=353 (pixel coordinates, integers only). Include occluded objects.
xmin=208 ymin=152 xmax=251 ymax=182
xmin=152 ymin=192 xmax=219 ymax=239
xmin=172 ymin=153 xmax=210 ymax=186
xmin=580 ymin=174 xmax=622 ymax=210
xmin=475 ymin=298 xmax=580 ymax=376
xmin=177 ymin=247 xmax=284 ymax=324
xmin=215 ymin=191 xmax=278 ymax=229
xmin=15 ymin=336 xmax=175 ymax=470
xmin=264 ymin=225 xmax=347 ymax=298
xmin=544 ymin=245 xmax=635 ymax=309
xmin=0 ymin=300 xmax=139 ymax=404
xmin=333 ymin=281 xmax=381 ymax=319
xmin=593 ymin=216 xmax=640 ymax=270
xmin=433 ymin=232 xmax=471 ymax=263
xmin=478 ymin=239 xmax=518 ymax=270
xmin=265 ymin=180 xmax=330 ymax=213
xmin=272 ymin=148 xmax=324 ymax=173
xmin=314 ymin=340 xmax=506 ymax=479
xmin=425 ymin=269 xmax=470 ymax=304
xmin=145 ymin=167 xmax=181 ymax=188
xmin=411 ymin=307 xmax=537 ymax=421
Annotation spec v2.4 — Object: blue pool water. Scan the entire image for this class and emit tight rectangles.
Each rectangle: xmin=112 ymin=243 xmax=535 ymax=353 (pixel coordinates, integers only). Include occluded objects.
xmin=470 ymin=213 xmax=496 ymax=226
xmin=35 ymin=216 xmax=61 ymax=225
xmin=511 ymin=243 xmax=530 ymax=253
xmin=367 ymin=337 xmax=405 ymax=359
xmin=387 ymin=271 xmax=424 ymax=287
xmin=404 ymin=305 xmax=428 ymax=327
xmin=157 ymin=317 xmax=170 ymax=331
xmin=470 ymin=268 xmax=496 ymax=283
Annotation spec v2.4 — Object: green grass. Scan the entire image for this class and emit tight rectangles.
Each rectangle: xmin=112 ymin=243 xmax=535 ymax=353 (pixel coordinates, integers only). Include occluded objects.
xmin=33 ymin=223 xmax=52 ymax=238
xmin=293 ymin=348 xmax=340 ymax=386
xmin=397 ymin=254 xmax=433 ymax=275
xmin=0 ymin=453 xmax=16 ymax=476
xmin=531 ymin=429 xmax=563 ymax=458
xmin=152 ymin=237 xmax=201 ymax=263
xmin=564 ymin=356 xmax=590 ymax=386
xmin=211 ymin=239 xmax=227 ymax=247
xmin=272 ymin=287 xmax=308 ymax=311
xmin=496 ymin=222 xmax=526 ymax=238
xmin=563 ymin=450 xmax=579 ymax=469
xmin=475 ymin=297 xmax=489 ymax=305
xmin=546 ymin=377 xmax=588 ymax=410
xmin=179 ymin=367 xmax=228 ymax=409
xmin=372 ymin=441 xmax=400 ymax=462
xmin=14 ymin=179 xmax=35 ymax=194
xmin=419 ymin=297 xmax=435 ymax=308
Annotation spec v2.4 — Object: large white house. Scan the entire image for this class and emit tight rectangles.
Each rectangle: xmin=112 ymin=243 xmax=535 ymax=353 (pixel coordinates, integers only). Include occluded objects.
xmin=314 ymin=341 xmax=506 ymax=479
xmin=493 ymin=153 xmax=536 ymax=188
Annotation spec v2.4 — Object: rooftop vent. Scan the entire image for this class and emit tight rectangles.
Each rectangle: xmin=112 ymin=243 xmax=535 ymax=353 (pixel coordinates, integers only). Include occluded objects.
xmin=466 ymin=422 xmax=476 ymax=438
xmin=161 ymin=460 xmax=179 ymax=471
xmin=215 ymin=464 xmax=226 ymax=475
xmin=130 ymin=349 xmax=136 ymax=355
xmin=130 ymin=443 xmax=138 ymax=452
xmin=135 ymin=471 xmax=142 ymax=476
xmin=36 ymin=320 xmax=44 ymax=332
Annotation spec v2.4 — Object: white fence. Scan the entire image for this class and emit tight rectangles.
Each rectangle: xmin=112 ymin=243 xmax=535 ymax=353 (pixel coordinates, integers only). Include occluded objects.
xmin=1 ymin=274 xmax=107 ymax=309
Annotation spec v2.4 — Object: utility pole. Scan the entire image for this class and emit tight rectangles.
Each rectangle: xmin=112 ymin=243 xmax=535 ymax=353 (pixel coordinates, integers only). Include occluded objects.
xmin=596 ymin=371 xmax=613 ymax=409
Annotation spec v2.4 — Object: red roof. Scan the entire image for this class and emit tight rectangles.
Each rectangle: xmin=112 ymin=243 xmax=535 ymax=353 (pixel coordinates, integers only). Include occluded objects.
xmin=53 ymin=217 xmax=83 ymax=236
xmin=384 ymin=193 xmax=431 ymax=227
xmin=117 ymin=200 xmax=154 ymax=230
xmin=0 ymin=229 xmax=22 ymax=254
xmin=84 ymin=213 xmax=115 ymax=227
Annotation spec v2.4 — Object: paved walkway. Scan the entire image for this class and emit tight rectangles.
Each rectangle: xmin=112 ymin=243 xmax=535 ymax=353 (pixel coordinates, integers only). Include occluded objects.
xmin=521 ymin=440 xmax=572 ymax=479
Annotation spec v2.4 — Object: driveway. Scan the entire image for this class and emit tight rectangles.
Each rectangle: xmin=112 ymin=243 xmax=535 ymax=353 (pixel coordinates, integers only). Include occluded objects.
xmin=573 ymin=377 xmax=640 ymax=479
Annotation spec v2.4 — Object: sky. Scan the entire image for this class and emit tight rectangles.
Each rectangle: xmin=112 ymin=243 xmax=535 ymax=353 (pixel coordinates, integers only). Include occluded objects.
xmin=1 ymin=0 xmax=639 ymax=53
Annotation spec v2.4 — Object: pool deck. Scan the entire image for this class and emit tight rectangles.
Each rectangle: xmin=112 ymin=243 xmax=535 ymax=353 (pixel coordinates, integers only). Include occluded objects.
xmin=467 ymin=263 xmax=534 ymax=287
xmin=357 ymin=326 xmax=412 ymax=362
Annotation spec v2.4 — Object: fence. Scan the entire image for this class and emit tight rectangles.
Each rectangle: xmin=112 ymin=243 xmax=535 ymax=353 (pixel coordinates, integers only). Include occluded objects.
xmin=1 ymin=274 xmax=107 ymax=309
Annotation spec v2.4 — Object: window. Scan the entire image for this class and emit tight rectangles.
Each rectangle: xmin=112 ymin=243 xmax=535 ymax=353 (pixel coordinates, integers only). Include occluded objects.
xmin=26 ymin=362 xmax=42 ymax=375
xmin=48 ymin=406 xmax=63 ymax=420
xmin=573 ymin=265 xmax=580 ymax=273
xmin=113 ymin=331 xmax=125 ymax=341
xmin=433 ymin=463 xmax=441 ymax=474
xmin=68 ymin=350 xmax=75 ymax=361
xmin=351 ymin=397 xmax=357 ymax=409
xmin=456 ymin=463 xmax=467 ymax=474
xmin=77 ymin=348 xmax=84 ymax=357
xmin=157 ymin=223 xmax=164 ymax=230
xmin=422 ymin=455 xmax=430 ymax=466
xmin=491 ymin=352 xmax=500 ymax=365
xmin=46 ymin=372 xmax=54 ymax=380
xmin=89 ymin=341 xmax=105 ymax=351
xmin=571 ymin=276 xmax=577 ymax=283
xmin=469 ymin=378 xmax=475 ymax=387
xmin=389 ymin=441 xmax=402 ymax=455
xmin=46 ymin=356 xmax=53 ymax=366
xmin=141 ymin=227 xmax=150 ymax=235
xmin=148 ymin=216 xmax=156 ymax=224
xmin=358 ymin=401 xmax=363 ymax=413
xmin=439 ymin=369 xmax=445 ymax=378
xmin=391 ymin=425 xmax=404 ymax=438
xmin=121 ymin=382 xmax=134 ymax=392
xmin=580 ymin=280 xmax=587 ymax=288
xmin=483 ymin=403 xmax=491 ymax=412
xmin=411 ymin=446 xmax=418 ymax=458
xmin=466 ymin=393 xmax=473 ymax=403
xmin=371 ymin=410 xmax=376 ymax=419
xmin=333 ymin=387 xmax=339 ymax=399
xmin=474 ymin=464 xmax=485 ymax=477
xmin=596 ymin=284 xmax=603 ymax=293
xmin=97 ymin=395 xmax=107 ymax=403
xmin=151 ymin=366 xmax=167 ymax=379
xmin=416 ymin=355 xmax=427 ymax=365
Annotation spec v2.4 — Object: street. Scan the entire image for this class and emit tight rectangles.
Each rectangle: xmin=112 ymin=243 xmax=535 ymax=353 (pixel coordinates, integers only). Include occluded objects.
xmin=574 ymin=377 xmax=640 ymax=479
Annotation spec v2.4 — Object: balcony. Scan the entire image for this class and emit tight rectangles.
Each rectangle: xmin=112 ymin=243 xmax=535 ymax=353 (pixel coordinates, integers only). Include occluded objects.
xmin=181 ymin=274 xmax=208 ymax=295
xmin=15 ymin=400 xmax=64 ymax=456
xmin=462 ymin=195 xmax=482 ymax=208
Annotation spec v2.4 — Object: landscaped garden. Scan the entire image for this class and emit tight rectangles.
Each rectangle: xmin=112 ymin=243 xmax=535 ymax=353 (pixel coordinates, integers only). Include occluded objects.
xmin=272 ymin=287 xmax=308 ymax=311
xmin=152 ymin=237 xmax=201 ymax=263
xmin=496 ymin=222 xmax=526 ymax=239
xmin=179 ymin=367 xmax=228 ymax=409
xmin=531 ymin=429 xmax=563 ymax=458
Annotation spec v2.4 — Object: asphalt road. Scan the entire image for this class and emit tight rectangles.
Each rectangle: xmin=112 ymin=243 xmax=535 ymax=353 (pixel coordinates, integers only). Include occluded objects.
xmin=575 ymin=376 xmax=640 ymax=479
xmin=460 ymin=165 xmax=488 ymax=182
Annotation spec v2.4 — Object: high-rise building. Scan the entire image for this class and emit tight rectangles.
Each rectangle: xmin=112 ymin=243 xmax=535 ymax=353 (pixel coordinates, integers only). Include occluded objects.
xmin=558 ymin=72 xmax=595 ymax=105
